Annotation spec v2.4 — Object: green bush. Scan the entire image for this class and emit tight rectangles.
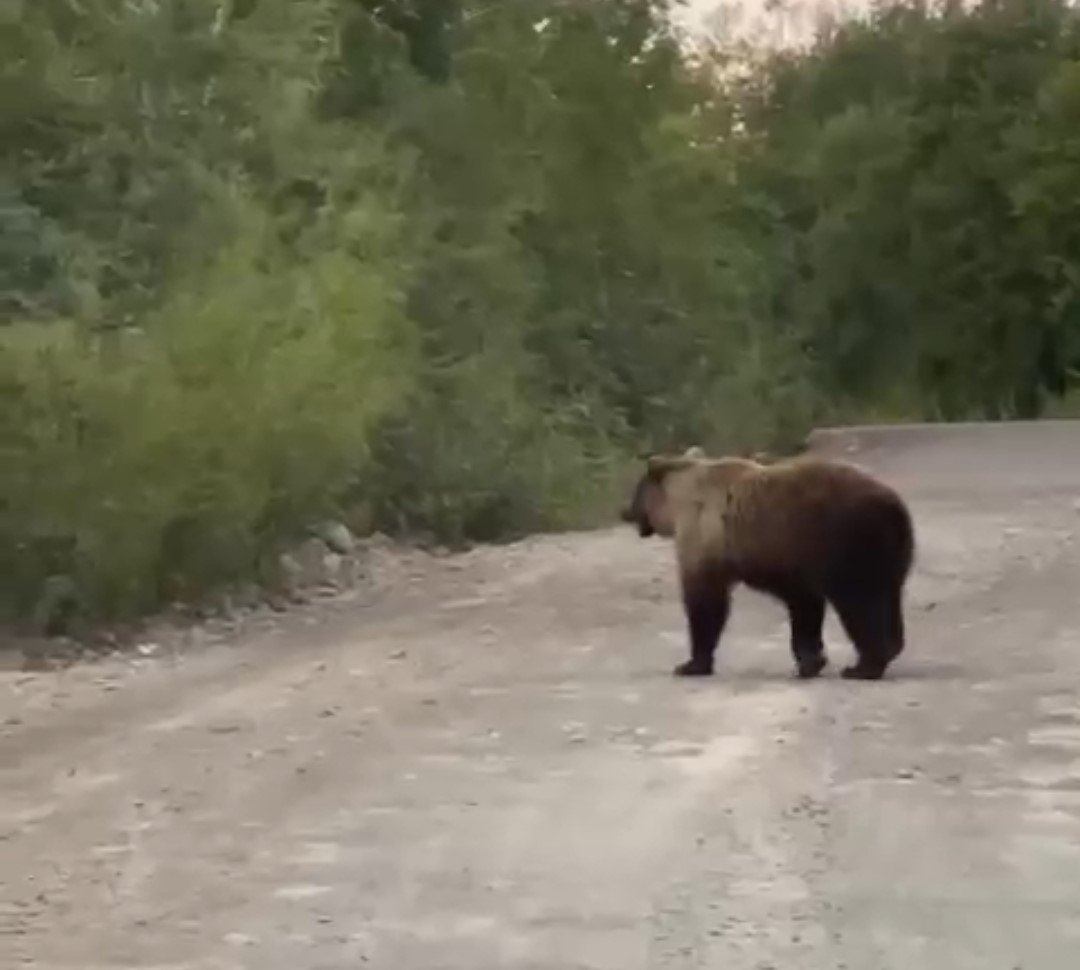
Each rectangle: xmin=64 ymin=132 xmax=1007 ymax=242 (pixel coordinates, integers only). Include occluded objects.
xmin=361 ymin=358 xmax=629 ymax=546
xmin=1 ymin=200 xmax=416 ymax=617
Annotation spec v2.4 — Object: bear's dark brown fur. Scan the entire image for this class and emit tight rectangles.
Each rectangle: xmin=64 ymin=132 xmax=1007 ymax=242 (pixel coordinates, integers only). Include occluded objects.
xmin=621 ymin=448 xmax=915 ymax=680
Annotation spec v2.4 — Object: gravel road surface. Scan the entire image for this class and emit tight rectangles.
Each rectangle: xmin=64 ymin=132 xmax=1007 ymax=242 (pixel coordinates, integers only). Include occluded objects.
xmin=3 ymin=420 xmax=1080 ymax=969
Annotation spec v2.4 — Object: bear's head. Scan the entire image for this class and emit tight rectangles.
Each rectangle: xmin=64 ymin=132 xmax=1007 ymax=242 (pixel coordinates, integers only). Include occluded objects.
xmin=620 ymin=447 xmax=704 ymax=538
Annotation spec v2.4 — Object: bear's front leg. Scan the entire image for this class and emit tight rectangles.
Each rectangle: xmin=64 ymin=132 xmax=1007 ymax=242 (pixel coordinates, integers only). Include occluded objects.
xmin=675 ymin=574 xmax=730 ymax=677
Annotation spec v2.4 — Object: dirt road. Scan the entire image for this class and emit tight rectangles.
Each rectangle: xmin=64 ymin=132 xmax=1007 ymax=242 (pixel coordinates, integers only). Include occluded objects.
xmin=3 ymin=421 xmax=1080 ymax=969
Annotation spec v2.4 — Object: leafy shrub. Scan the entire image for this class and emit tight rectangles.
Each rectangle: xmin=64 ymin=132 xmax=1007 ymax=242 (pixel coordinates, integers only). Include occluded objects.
xmin=1 ymin=197 xmax=415 ymax=617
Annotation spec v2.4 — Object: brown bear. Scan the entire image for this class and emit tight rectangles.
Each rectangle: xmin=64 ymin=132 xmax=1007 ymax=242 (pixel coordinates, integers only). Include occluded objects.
xmin=621 ymin=447 xmax=915 ymax=681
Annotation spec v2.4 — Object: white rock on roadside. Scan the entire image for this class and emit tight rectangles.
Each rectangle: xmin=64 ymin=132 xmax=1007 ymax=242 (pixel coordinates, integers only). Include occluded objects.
xmin=314 ymin=520 xmax=356 ymax=556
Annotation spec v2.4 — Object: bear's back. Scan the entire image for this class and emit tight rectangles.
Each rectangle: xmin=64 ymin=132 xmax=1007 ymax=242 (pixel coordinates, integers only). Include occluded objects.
xmin=724 ymin=457 xmax=904 ymax=575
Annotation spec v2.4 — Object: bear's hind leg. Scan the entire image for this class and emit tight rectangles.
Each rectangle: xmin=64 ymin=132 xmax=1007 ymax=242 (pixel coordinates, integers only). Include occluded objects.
xmin=675 ymin=574 xmax=729 ymax=677
xmin=832 ymin=588 xmax=900 ymax=680
xmin=882 ymin=586 xmax=905 ymax=664
xmin=786 ymin=592 xmax=828 ymax=679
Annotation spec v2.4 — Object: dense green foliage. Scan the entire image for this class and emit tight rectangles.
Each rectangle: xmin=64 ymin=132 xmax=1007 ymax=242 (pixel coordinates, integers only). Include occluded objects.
xmin=739 ymin=0 xmax=1080 ymax=420
xmin=4 ymin=0 xmax=1080 ymax=621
